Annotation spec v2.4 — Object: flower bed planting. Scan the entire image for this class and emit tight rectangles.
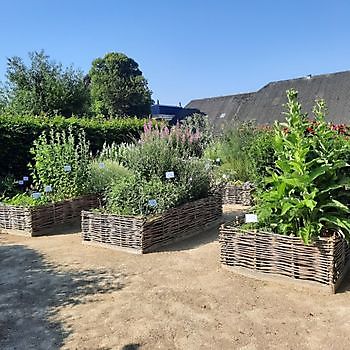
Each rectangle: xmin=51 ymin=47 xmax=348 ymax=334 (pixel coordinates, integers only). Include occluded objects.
xmin=0 ymin=195 xmax=99 ymax=236
xmin=82 ymin=193 xmax=222 ymax=253
xmin=219 ymin=221 xmax=350 ymax=292
xmin=221 ymin=90 xmax=350 ymax=293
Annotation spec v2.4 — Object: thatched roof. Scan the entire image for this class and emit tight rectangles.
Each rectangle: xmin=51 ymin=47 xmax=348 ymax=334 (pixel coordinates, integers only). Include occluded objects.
xmin=186 ymin=70 xmax=350 ymax=128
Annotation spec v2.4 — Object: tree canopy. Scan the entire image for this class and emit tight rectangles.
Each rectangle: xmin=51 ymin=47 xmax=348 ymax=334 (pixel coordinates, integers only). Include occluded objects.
xmin=89 ymin=52 xmax=152 ymax=118
xmin=3 ymin=51 xmax=90 ymax=117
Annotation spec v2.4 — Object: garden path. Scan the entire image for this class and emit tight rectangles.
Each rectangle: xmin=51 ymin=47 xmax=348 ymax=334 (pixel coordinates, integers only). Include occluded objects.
xmin=1 ymin=205 xmax=350 ymax=350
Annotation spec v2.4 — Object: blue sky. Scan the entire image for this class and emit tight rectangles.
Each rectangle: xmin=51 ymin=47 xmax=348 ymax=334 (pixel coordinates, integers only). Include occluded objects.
xmin=1 ymin=0 xmax=350 ymax=105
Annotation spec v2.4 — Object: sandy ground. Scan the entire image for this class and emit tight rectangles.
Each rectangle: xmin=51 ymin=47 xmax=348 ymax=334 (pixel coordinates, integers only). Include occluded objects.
xmin=1 ymin=206 xmax=350 ymax=350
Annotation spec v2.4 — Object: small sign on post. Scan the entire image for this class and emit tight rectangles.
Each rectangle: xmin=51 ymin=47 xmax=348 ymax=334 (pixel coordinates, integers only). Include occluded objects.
xmin=32 ymin=192 xmax=41 ymax=199
xmin=245 ymin=214 xmax=258 ymax=223
xmin=165 ymin=171 xmax=175 ymax=179
xmin=148 ymin=199 xmax=157 ymax=207
xmin=23 ymin=176 xmax=29 ymax=181
xmin=64 ymin=165 xmax=71 ymax=172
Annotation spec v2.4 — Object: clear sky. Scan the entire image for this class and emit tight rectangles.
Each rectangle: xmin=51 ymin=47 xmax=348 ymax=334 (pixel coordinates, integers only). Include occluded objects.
xmin=1 ymin=0 xmax=350 ymax=105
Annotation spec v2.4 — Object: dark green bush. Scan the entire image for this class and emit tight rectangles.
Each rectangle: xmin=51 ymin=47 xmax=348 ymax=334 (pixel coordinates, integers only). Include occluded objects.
xmin=0 ymin=114 xmax=145 ymax=178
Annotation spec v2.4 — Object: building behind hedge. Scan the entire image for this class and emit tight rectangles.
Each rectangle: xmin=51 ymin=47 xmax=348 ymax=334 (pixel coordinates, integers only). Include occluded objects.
xmin=186 ymin=70 xmax=350 ymax=130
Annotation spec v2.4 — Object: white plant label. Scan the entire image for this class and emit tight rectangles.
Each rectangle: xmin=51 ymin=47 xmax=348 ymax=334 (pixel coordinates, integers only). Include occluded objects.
xmin=45 ymin=185 xmax=52 ymax=193
xmin=98 ymin=162 xmax=105 ymax=169
xmin=245 ymin=214 xmax=258 ymax=223
xmin=165 ymin=171 xmax=175 ymax=179
xmin=216 ymin=158 xmax=221 ymax=163
xmin=64 ymin=165 xmax=71 ymax=172
xmin=148 ymin=199 xmax=157 ymax=207
xmin=18 ymin=180 xmax=24 ymax=185
xmin=32 ymin=192 xmax=41 ymax=199
xmin=23 ymin=176 xmax=29 ymax=181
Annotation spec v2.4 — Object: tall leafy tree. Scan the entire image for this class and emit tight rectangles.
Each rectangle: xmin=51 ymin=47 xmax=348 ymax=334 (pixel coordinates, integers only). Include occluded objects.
xmin=89 ymin=52 xmax=152 ymax=118
xmin=4 ymin=50 xmax=90 ymax=116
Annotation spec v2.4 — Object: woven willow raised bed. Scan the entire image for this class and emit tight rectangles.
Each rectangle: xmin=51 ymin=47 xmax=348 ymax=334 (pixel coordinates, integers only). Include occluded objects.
xmin=223 ymin=182 xmax=254 ymax=205
xmin=0 ymin=195 xmax=100 ymax=236
xmin=220 ymin=222 xmax=350 ymax=293
xmin=82 ymin=194 xmax=222 ymax=254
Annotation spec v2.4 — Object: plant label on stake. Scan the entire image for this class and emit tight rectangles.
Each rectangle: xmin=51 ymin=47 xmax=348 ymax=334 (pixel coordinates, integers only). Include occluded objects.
xmin=165 ymin=171 xmax=175 ymax=179
xmin=64 ymin=165 xmax=71 ymax=172
xmin=45 ymin=185 xmax=52 ymax=193
xmin=148 ymin=199 xmax=157 ymax=207
xmin=245 ymin=214 xmax=258 ymax=223
xmin=23 ymin=176 xmax=29 ymax=181
xmin=98 ymin=162 xmax=105 ymax=169
xmin=32 ymin=192 xmax=41 ymax=200
xmin=18 ymin=180 xmax=24 ymax=185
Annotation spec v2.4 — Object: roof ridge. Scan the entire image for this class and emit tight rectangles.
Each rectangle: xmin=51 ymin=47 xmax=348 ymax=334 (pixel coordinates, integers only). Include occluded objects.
xmin=189 ymin=92 xmax=255 ymax=103
xmin=260 ymin=69 xmax=350 ymax=90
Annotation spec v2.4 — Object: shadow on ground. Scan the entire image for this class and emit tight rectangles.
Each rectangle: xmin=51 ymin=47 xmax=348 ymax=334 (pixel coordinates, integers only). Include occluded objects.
xmin=336 ymin=270 xmax=350 ymax=293
xmin=0 ymin=244 xmax=125 ymax=350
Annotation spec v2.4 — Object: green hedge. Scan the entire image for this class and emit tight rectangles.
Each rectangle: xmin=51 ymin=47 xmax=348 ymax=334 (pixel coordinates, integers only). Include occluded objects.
xmin=0 ymin=115 xmax=146 ymax=178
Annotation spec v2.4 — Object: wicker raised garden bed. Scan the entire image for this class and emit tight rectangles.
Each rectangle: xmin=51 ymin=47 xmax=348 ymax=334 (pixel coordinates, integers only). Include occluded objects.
xmin=223 ymin=182 xmax=254 ymax=205
xmin=219 ymin=221 xmax=350 ymax=293
xmin=0 ymin=195 xmax=100 ymax=236
xmin=82 ymin=194 xmax=223 ymax=254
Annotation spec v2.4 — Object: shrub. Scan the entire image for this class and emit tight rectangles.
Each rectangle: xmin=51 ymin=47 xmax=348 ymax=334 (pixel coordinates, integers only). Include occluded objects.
xmin=105 ymin=175 xmax=184 ymax=216
xmin=255 ymin=89 xmax=350 ymax=243
xmin=88 ymin=160 xmax=132 ymax=194
xmin=29 ymin=129 xmax=92 ymax=200
xmin=104 ymin=158 xmax=211 ymax=216
xmin=246 ymin=127 xmax=275 ymax=183
xmin=101 ymin=121 xmax=207 ymax=180
xmin=99 ymin=122 xmax=213 ymax=216
xmin=204 ymin=123 xmax=255 ymax=182
xmin=0 ymin=114 xmax=145 ymax=178
xmin=0 ymin=175 xmax=18 ymax=198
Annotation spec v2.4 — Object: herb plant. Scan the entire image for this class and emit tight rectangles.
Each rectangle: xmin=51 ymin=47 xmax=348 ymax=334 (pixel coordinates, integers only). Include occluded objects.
xmin=256 ymin=89 xmax=350 ymax=243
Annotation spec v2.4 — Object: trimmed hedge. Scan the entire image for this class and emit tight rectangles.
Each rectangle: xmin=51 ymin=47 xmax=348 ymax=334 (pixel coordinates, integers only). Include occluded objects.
xmin=0 ymin=115 xmax=145 ymax=178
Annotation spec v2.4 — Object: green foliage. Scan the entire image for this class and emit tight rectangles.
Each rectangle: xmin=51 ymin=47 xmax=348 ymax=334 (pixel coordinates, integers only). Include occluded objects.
xmin=0 ymin=114 xmax=145 ymax=178
xmin=1 ymin=192 xmax=51 ymax=207
xmin=0 ymin=175 xmax=18 ymax=198
xmin=99 ymin=122 xmax=213 ymax=216
xmin=204 ymin=123 xmax=255 ymax=182
xmin=88 ymin=160 xmax=132 ymax=194
xmin=89 ymin=52 xmax=152 ymax=118
xmin=29 ymin=129 xmax=92 ymax=200
xmin=104 ymin=122 xmax=206 ymax=180
xmin=255 ymin=89 xmax=350 ymax=243
xmin=3 ymin=51 xmax=89 ymax=116
xmin=105 ymin=175 xmax=183 ymax=216
xmin=204 ymin=122 xmax=274 ymax=185
xmin=105 ymin=158 xmax=211 ymax=216
xmin=246 ymin=127 xmax=275 ymax=183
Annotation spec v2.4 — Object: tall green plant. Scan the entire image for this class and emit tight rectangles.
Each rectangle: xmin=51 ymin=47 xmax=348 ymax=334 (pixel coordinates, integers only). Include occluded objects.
xmin=256 ymin=89 xmax=350 ymax=243
xmin=29 ymin=129 xmax=92 ymax=199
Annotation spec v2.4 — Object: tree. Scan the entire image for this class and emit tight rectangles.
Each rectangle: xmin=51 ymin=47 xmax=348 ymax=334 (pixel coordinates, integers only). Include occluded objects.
xmin=89 ymin=52 xmax=152 ymax=118
xmin=4 ymin=51 xmax=90 ymax=116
